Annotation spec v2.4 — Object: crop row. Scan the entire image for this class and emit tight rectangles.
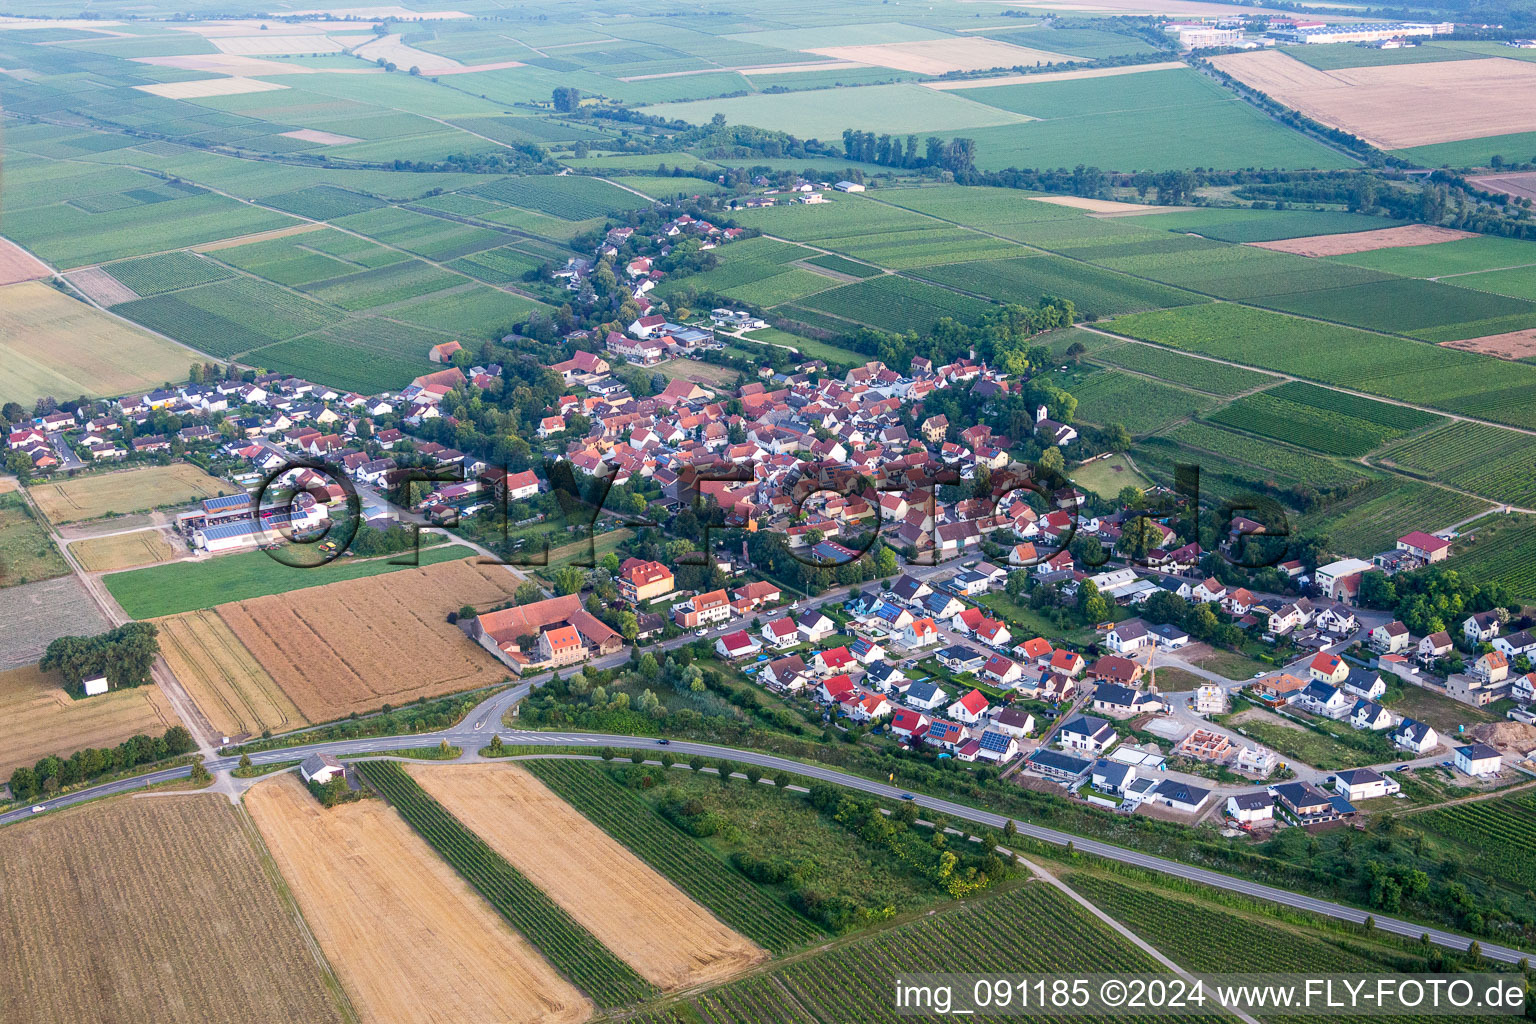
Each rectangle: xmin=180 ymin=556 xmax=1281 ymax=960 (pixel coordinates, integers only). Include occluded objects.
xmin=1414 ymin=793 xmax=1536 ymax=891
xmin=1091 ymin=343 xmax=1277 ymax=397
xmin=1068 ymin=371 xmax=1211 ymax=435
xmin=1378 ymin=421 xmax=1536 ymax=508
xmin=1440 ymin=516 xmax=1536 ymax=599
xmin=1264 ymin=380 xmax=1442 ymax=432
xmin=1300 ymin=479 xmax=1491 ymax=554
xmin=696 ymin=975 xmax=821 ymax=1024
xmin=1166 ymin=422 xmax=1372 ymax=491
xmin=523 ymin=760 xmax=824 ymax=953
xmin=797 ymin=275 xmax=993 ymax=334
xmin=357 ymin=760 xmax=655 ymax=1007
xmin=466 ymin=175 xmax=645 ymax=220
xmin=105 ymin=251 xmax=231 ymax=297
xmin=915 ymin=254 xmax=1203 ymax=318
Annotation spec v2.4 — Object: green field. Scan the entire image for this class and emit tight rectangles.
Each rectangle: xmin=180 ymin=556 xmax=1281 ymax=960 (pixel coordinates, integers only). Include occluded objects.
xmin=1327 ymin=234 xmax=1536 ymax=277
xmin=912 ymin=255 xmax=1204 ymax=318
xmin=1414 ymin=788 xmax=1536 ymax=891
xmin=1165 ymin=421 xmax=1374 ymax=492
xmin=1088 ymin=340 xmax=1279 ymax=396
xmin=1376 ymin=420 xmax=1536 ymax=508
xmin=1302 ymin=479 xmax=1491 ymax=555
xmin=794 ymin=275 xmax=993 ymax=332
xmin=1208 ymin=380 xmax=1441 ymax=458
xmin=803 ymin=253 xmax=882 ymax=278
xmin=104 ymin=544 xmax=474 ymax=619
xmin=1253 ymin=276 xmax=1536 ymax=340
xmin=1067 ymin=369 xmax=1212 ymax=435
xmin=104 ymin=251 xmax=233 ymax=296
xmin=1444 ymin=514 xmax=1536 ymax=600
xmin=112 ymin=276 xmax=345 ymax=359
xmin=464 ymin=175 xmax=652 ymax=220
xmin=0 ymin=492 xmax=70 ymax=589
xmin=641 ymin=83 xmax=1033 ymax=137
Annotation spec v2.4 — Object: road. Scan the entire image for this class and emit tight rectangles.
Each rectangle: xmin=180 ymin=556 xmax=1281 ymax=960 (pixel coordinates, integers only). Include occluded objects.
xmin=6 ymin=684 xmax=1529 ymax=964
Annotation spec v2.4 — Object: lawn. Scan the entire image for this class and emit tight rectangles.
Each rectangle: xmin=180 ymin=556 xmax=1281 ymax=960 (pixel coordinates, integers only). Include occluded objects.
xmin=0 ymin=493 xmax=69 ymax=588
xmin=103 ymin=544 xmax=477 ymax=619
xmin=1224 ymin=703 xmax=1395 ymax=770
xmin=654 ymin=359 xmax=740 ymax=389
xmin=977 ymin=591 xmax=1101 ymax=645
xmin=1382 ymin=679 xmax=1506 ymax=734
xmin=1070 ymin=454 xmax=1153 ymax=500
xmin=1189 ymin=647 xmax=1272 ymax=681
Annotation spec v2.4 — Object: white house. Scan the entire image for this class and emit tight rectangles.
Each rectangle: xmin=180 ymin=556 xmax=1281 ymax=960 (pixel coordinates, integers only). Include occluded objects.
xmin=1151 ymin=779 xmax=1211 ymax=814
xmin=1393 ymin=718 xmax=1438 ymax=754
xmin=1105 ymin=619 xmax=1153 ymax=655
xmin=897 ymin=617 xmax=941 ymax=649
xmin=1057 ymin=714 xmax=1118 ymax=755
xmin=1300 ymin=681 xmax=1351 ymax=718
xmin=1332 ymin=767 xmax=1397 ymax=802
xmin=1454 ymin=742 xmax=1502 ymax=776
xmin=949 ymin=689 xmax=990 ymax=725
xmin=1494 ymin=630 xmax=1536 ymax=661
xmin=905 ymin=681 xmax=949 ymax=711
xmin=716 ymin=630 xmax=762 ymax=660
xmin=82 ymin=675 xmax=109 ymax=697
xmin=1226 ymin=792 xmax=1274 ymax=825
xmin=300 ymin=753 xmax=344 ymax=784
xmin=1193 ymin=684 xmax=1227 ymax=715
xmin=1342 ymin=669 xmax=1386 ymax=701
xmin=1349 ymin=700 xmax=1393 ymax=731
xmin=761 ymin=617 xmax=801 ymax=649
xmin=797 ymin=611 xmax=835 ymax=644
xmin=1371 ymin=621 xmax=1411 ymax=655
xmin=1464 ymin=610 xmax=1502 ymax=644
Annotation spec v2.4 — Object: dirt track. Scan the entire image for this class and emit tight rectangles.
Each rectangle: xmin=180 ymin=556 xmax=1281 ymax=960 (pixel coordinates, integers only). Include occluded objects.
xmin=411 ymin=763 xmax=767 ymax=991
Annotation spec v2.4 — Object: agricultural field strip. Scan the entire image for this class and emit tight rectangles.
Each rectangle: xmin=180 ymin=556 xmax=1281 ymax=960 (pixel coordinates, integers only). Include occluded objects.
xmin=357 ymin=760 xmax=656 ymax=1008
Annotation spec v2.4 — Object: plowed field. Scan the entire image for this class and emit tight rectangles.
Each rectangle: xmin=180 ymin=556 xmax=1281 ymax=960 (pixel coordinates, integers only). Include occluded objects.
xmin=217 ymin=557 xmax=520 ymax=722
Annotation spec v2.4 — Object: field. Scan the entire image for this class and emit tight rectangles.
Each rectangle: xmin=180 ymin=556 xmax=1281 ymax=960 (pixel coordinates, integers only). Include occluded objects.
xmin=1 ymin=795 xmax=343 ymax=1023
xmin=525 ymin=759 xmax=826 ymax=953
xmin=1225 ymin=705 xmax=1394 ymax=770
xmin=1165 ymin=422 xmax=1373 ymax=492
xmin=912 ymin=255 xmax=1205 ymax=318
xmin=1250 ymin=224 xmax=1475 ymax=258
xmin=103 ymin=541 xmax=476 ymax=619
xmin=154 ymin=609 xmax=304 ymax=740
xmin=0 ymin=663 xmax=182 ymax=777
xmin=1207 ymin=380 xmax=1441 ymax=458
xmin=358 ymin=760 xmax=653 ymax=1007
xmin=655 ymin=358 xmax=741 ymax=389
xmin=69 ymin=528 xmax=179 ymax=572
xmin=1087 ymin=340 xmax=1279 ymax=396
xmin=0 ymin=234 xmax=50 ymax=285
xmin=1067 ymin=454 xmax=1153 ymax=499
xmin=1445 ymin=514 xmax=1536 ymax=599
xmin=1105 ymin=303 xmax=1536 ymax=431
xmin=411 ymin=763 xmax=765 ymax=991
xmin=28 ymin=465 xmax=234 ymax=525
xmin=1327 ymin=233 xmax=1536 ymax=277
xmin=639 ymin=84 xmax=1033 ymax=137
xmin=214 ymin=557 xmax=520 ymax=722
xmin=246 ymin=772 xmax=590 ymax=1024
xmin=1209 ymin=51 xmax=1536 ymax=150
xmin=1376 ymin=420 xmax=1536 ymax=508
xmin=0 ymin=492 xmax=69 ymax=587
xmin=792 ymin=275 xmax=994 ymax=333
xmin=0 ymin=575 xmax=110 ymax=670
xmin=0 ymin=281 xmax=200 ymax=406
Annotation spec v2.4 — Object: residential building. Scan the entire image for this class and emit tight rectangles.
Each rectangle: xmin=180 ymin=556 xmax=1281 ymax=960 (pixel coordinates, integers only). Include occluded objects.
xmin=1454 ymin=742 xmax=1502 ymax=776
xmin=1370 ymin=621 xmax=1411 ymax=654
xmin=1151 ymin=779 xmax=1211 ymax=813
xmin=1465 ymin=610 xmax=1502 ymax=644
xmin=1057 ymin=714 xmax=1118 ymax=755
xmin=1226 ymin=792 xmax=1274 ymax=825
xmin=1332 ymin=767 xmax=1398 ymax=802
xmin=618 ymin=559 xmax=674 ymax=604
xmin=1393 ymin=718 xmax=1438 ymax=753
xmin=674 ymin=589 xmax=732 ymax=628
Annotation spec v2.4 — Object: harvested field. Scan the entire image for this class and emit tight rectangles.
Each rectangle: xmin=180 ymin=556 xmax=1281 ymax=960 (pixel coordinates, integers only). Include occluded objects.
xmin=0 ymin=795 xmax=345 ymax=1024
xmin=135 ymin=53 xmax=332 ymax=76
xmin=136 ymin=77 xmax=289 ymax=99
xmin=0 ymin=576 xmax=109 ymax=670
xmin=1032 ymin=195 xmax=1163 ymax=214
xmin=1209 ymin=51 xmax=1536 ymax=149
xmin=0 ymin=235 xmax=49 ymax=286
xmin=66 ymin=266 xmax=138 ymax=305
xmin=211 ymin=34 xmax=345 ymax=55
xmin=281 ymin=128 xmax=362 ymax=145
xmin=195 ymin=223 xmax=325 ymax=252
xmin=1441 ymin=328 xmax=1536 ymax=360
xmin=216 ymin=557 xmax=520 ymax=722
xmin=1250 ymin=224 xmax=1476 ymax=257
xmin=71 ymin=528 xmax=179 ymax=572
xmin=353 ymin=33 xmax=465 ymax=74
xmin=29 ymin=465 xmax=234 ymax=525
xmin=155 ymin=609 xmax=303 ymax=740
xmin=924 ymin=60 xmax=1185 ymax=89
xmin=411 ymin=763 xmax=766 ymax=991
xmin=807 ymin=37 xmax=1070 ymax=74
xmin=0 ymin=281 xmax=199 ymax=407
xmin=1468 ymin=171 xmax=1536 ymax=202
xmin=0 ymin=663 xmax=181 ymax=776
xmin=247 ymin=773 xmax=590 ymax=1024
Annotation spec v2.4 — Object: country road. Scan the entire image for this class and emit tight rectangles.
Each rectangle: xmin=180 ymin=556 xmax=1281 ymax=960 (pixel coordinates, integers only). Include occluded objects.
xmin=5 ymin=682 xmax=1530 ymax=966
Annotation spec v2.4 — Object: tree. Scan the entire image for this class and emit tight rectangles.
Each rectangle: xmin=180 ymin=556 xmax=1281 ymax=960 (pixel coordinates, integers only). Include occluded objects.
xmin=514 ymin=581 xmax=542 ymax=605
xmin=1037 ymin=446 xmax=1065 ymax=475
xmin=1116 ymin=515 xmax=1159 ymax=562
xmin=1105 ymin=423 xmax=1132 ymax=453
xmin=552 ymin=86 xmax=580 ymax=112
xmin=552 ymin=566 xmax=585 ymax=596
xmin=5 ymin=451 xmax=34 ymax=482
xmin=188 ymin=756 xmax=210 ymax=784
xmin=239 ymin=753 xmax=252 ymax=770
xmin=1076 ymin=580 xmax=1109 ymax=624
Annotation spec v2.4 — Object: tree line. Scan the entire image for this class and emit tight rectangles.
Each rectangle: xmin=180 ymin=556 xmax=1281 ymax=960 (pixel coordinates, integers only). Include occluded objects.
xmin=40 ymin=623 xmax=159 ymax=695
xmin=8 ymin=726 xmax=195 ymax=802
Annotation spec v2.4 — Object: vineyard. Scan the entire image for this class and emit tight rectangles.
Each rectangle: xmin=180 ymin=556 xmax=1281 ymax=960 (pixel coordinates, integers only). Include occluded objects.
xmin=1208 ymin=392 xmax=1399 ymax=457
xmin=1303 ymin=479 xmax=1492 ymax=554
xmin=466 ymin=174 xmax=647 ymax=220
xmin=1066 ymin=371 xmax=1212 ymax=435
xmin=913 ymin=255 xmax=1204 ymax=318
xmin=805 ymin=253 xmax=881 ymax=278
xmin=1377 ymin=421 xmax=1536 ymax=508
xmin=1165 ymin=422 xmax=1372 ymax=491
xmin=524 ymin=759 xmax=825 ymax=953
xmin=1414 ymin=789 xmax=1536 ymax=891
xmin=302 ymin=259 xmax=462 ymax=311
xmin=357 ymin=760 xmax=655 ymax=1007
xmin=261 ymin=184 xmax=386 ymax=221
xmin=1257 ymin=276 xmax=1536 ymax=338
xmin=212 ymin=236 xmax=358 ymax=288
xmin=796 ymin=275 xmax=993 ymax=334
xmin=1089 ymin=342 xmax=1278 ymax=397
xmin=1264 ymin=380 xmax=1443 ymax=432
xmin=104 ymin=251 xmax=231 ymax=296
xmin=1442 ymin=515 xmax=1536 ymax=598
xmin=696 ymin=975 xmax=822 ymax=1024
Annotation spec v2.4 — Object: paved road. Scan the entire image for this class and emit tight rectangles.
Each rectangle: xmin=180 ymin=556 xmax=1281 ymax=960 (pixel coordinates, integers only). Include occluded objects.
xmin=6 ymin=684 xmax=1529 ymax=964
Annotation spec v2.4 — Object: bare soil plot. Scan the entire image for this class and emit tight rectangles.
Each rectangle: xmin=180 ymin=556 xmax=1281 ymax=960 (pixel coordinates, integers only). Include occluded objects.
xmin=0 ymin=663 xmax=181 ymax=776
xmin=29 ymin=465 xmax=235 ymax=525
xmin=195 ymin=222 xmax=325 ymax=251
xmin=71 ymin=528 xmax=179 ymax=572
xmin=247 ymin=773 xmax=590 ymax=1024
xmin=352 ymin=33 xmax=466 ymax=73
xmin=1440 ymin=328 xmax=1536 ymax=360
xmin=66 ymin=266 xmax=139 ymax=305
xmin=925 ymin=60 xmax=1185 ymax=89
xmin=281 ymin=128 xmax=363 ymax=145
xmin=211 ymin=35 xmax=346 ymax=55
xmin=0 ymin=575 xmax=109 ymax=669
xmin=217 ymin=557 xmax=520 ymax=722
xmin=155 ymin=609 xmax=303 ymax=740
xmin=1209 ymin=51 xmax=1536 ymax=149
xmin=1468 ymin=171 xmax=1536 ymax=202
xmin=0 ymin=281 xmax=199 ymax=407
xmin=137 ymin=77 xmax=290 ymax=99
xmin=1250 ymin=224 xmax=1476 ymax=257
xmin=0 ymin=235 xmax=49 ymax=286
xmin=1031 ymin=196 xmax=1168 ymax=214
xmin=411 ymin=763 xmax=766 ymax=991
xmin=807 ymin=37 xmax=1071 ymax=74
xmin=0 ymin=795 xmax=345 ymax=1024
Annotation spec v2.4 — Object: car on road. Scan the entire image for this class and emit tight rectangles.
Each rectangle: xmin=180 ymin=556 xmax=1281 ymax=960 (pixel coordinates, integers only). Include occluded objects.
xmin=656 ymin=738 xmax=670 ymax=745
xmin=900 ymin=793 xmax=915 ymax=800
xmin=1395 ymin=764 xmax=1411 ymax=772
xmin=695 ymin=629 xmax=706 ymax=636
xmin=31 ymin=805 xmax=45 ymax=814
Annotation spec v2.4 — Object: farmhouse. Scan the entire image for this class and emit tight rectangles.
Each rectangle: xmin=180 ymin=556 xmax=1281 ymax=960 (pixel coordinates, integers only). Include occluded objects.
xmin=299 ymin=753 xmax=344 ymax=785
xmin=470 ymin=595 xmax=622 ymax=674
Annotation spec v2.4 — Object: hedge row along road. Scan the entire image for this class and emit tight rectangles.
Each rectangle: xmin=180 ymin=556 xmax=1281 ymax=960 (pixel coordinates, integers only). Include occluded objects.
xmin=2 ymin=681 xmax=1529 ymax=965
